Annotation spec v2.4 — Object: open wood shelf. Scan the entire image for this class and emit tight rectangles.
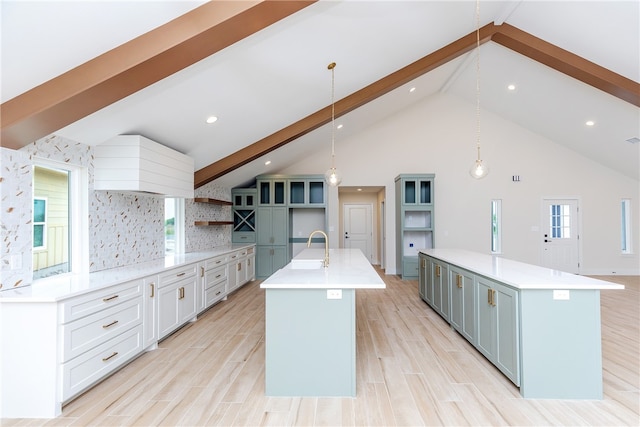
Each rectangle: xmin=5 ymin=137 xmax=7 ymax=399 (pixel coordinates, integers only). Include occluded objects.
xmin=194 ymin=198 xmax=233 ymax=206
xmin=194 ymin=221 xmax=234 ymax=226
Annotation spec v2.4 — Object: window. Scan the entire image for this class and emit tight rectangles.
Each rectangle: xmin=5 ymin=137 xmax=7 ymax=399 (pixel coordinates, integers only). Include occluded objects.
xmin=33 ymin=198 xmax=47 ymax=249
xmin=491 ymin=199 xmax=502 ymax=253
xmin=621 ymin=199 xmax=632 ymax=254
xmin=33 ymin=165 xmax=70 ymax=279
xmin=165 ymin=198 xmax=185 ymax=254
xmin=550 ymin=204 xmax=571 ymax=238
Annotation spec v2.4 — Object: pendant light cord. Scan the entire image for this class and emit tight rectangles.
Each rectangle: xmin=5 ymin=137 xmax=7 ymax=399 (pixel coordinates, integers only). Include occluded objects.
xmin=475 ymin=0 xmax=481 ymax=162
xmin=329 ymin=62 xmax=336 ymax=169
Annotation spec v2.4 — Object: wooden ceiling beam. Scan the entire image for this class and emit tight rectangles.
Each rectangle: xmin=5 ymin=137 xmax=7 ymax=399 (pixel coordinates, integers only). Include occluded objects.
xmin=194 ymin=23 xmax=499 ymax=187
xmin=0 ymin=0 xmax=316 ymax=149
xmin=195 ymin=21 xmax=639 ymax=187
xmin=493 ymin=23 xmax=640 ymax=107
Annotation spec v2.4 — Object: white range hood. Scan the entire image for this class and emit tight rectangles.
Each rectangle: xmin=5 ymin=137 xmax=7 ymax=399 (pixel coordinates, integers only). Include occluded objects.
xmin=94 ymin=135 xmax=194 ymax=198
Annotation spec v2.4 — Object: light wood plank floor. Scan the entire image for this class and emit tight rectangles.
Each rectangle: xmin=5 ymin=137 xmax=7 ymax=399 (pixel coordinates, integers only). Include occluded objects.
xmin=5 ymin=271 xmax=638 ymax=426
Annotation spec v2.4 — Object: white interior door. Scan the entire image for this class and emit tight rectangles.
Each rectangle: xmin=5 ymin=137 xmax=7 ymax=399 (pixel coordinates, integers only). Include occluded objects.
xmin=542 ymin=199 xmax=580 ymax=273
xmin=343 ymin=204 xmax=372 ymax=262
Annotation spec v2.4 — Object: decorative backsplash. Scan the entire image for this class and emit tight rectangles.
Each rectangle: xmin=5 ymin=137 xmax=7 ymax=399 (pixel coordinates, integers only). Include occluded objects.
xmin=0 ymin=135 xmax=231 ymax=291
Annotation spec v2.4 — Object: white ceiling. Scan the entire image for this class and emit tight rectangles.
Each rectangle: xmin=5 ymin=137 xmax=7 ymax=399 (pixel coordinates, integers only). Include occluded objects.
xmin=2 ymin=1 xmax=639 ymax=187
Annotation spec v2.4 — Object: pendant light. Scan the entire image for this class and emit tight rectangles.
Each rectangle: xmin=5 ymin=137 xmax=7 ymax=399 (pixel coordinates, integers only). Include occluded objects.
xmin=469 ymin=0 xmax=489 ymax=179
xmin=324 ymin=62 xmax=342 ymax=186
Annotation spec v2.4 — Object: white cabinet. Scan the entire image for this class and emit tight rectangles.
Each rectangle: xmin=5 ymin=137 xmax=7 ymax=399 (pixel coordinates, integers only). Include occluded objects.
xmin=142 ymin=275 xmax=159 ymax=350
xmin=200 ymin=253 xmax=229 ymax=310
xmin=158 ymin=264 xmax=198 ymax=339
xmin=59 ymin=279 xmax=144 ymax=402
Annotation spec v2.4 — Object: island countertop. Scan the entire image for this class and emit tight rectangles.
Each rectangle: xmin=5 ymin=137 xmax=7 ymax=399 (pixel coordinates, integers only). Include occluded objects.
xmin=260 ymin=248 xmax=385 ymax=289
xmin=420 ymin=248 xmax=624 ymax=290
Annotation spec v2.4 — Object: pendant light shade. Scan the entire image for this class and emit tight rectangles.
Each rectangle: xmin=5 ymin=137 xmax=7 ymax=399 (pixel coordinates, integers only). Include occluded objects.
xmin=470 ymin=0 xmax=489 ymax=180
xmin=325 ymin=62 xmax=342 ymax=186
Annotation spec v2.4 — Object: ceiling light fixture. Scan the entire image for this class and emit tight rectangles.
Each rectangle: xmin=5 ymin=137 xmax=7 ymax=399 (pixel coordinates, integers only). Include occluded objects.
xmin=206 ymin=116 xmax=218 ymax=124
xmin=470 ymin=0 xmax=489 ymax=180
xmin=325 ymin=62 xmax=342 ymax=187
xmin=585 ymin=120 xmax=595 ymax=126
xmin=265 ymin=160 xmax=271 ymax=166
xmin=507 ymin=84 xmax=516 ymax=91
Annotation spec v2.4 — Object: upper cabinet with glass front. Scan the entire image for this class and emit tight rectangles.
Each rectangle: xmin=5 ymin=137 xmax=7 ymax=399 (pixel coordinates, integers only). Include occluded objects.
xmin=401 ymin=175 xmax=433 ymax=206
xmin=288 ymin=176 xmax=325 ymax=207
xmin=257 ymin=176 xmax=287 ymax=206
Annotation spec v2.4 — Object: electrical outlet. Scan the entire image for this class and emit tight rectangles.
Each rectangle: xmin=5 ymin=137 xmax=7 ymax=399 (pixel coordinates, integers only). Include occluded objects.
xmin=327 ymin=289 xmax=342 ymax=299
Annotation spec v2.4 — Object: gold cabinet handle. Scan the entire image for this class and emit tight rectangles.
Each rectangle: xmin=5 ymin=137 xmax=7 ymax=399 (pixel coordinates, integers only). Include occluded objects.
xmin=491 ymin=289 xmax=497 ymax=306
xmin=488 ymin=288 xmax=492 ymax=305
xmin=248 ymin=259 xmax=251 ymax=266
xmin=237 ymin=263 xmax=241 ymax=271
xmin=176 ymin=272 xmax=186 ymax=277
xmin=102 ymin=351 xmax=118 ymax=362
xmin=201 ymin=266 xmax=205 ymax=278
xmin=150 ymin=283 xmax=155 ymax=298
xmin=456 ymin=274 xmax=462 ymax=288
xmin=102 ymin=320 xmax=119 ymax=329
xmin=178 ymin=287 xmax=185 ymax=300
xmin=435 ymin=264 xmax=441 ymax=277
xmin=103 ymin=295 xmax=119 ymax=302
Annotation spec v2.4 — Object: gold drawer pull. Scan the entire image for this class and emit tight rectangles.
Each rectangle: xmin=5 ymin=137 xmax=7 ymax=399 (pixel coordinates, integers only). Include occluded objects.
xmin=456 ymin=274 xmax=462 ymax=288
xmin=178 ymin=287 xmax=185 ymax=300
xmin=103 ymin=295 xmax=119 ymax=302
xmin=176 ymin=272 xmax=186 ymax=277
xmin=102 ymin=320 xmax=119 ymax=329
xmin=150 ymin=283 xmax=155 ymax=298
xmin=237 ymin=263 xmax=241 ymax=271
xmin=435 ymin=265 xmax=441 ymax=277
xmin=102 ymin=352 xmax=118 ymax=362
xmin=201 ymin=266 xmax=205 ymax=278
xmin=216 ymin=260 xmax=222 ymax=264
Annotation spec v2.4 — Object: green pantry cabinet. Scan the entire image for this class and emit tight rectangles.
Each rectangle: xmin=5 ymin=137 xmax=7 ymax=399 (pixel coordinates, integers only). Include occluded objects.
xmin=233 ymin=175 xmax=326 ymax=278
xmin=395 ymin=174 xmax=434 ymax=279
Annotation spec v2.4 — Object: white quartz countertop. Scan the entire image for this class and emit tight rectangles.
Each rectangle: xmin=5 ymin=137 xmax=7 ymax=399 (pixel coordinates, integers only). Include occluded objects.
xmin=0 ymin=244 xmax=255 ymax=302
xmin=260 ymin=248 xmax=386 ymax=289
xmin=420 ymin=248 xmax=624 ymax=290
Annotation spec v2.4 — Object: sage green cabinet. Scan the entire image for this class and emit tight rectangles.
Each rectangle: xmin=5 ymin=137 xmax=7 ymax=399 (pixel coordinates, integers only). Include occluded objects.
xmin=430 ymin=258 xmax=449 ymax=321
xmin=257 ymin=207 xmax=288 ymax=277
xmin=232 ymin=188 xmax=256 ymax=244
xmin=258 ymin=176 xmax=287 ymax=206
xmin=475 ymin=276 xmax=520 ymax=386
xmin=449 ymin=265 xmax=476 ymax=343
xmin=288 ymin=177 xmax=326 ymax=206
xmin=395 ymin=174 xmax=434 ymax=279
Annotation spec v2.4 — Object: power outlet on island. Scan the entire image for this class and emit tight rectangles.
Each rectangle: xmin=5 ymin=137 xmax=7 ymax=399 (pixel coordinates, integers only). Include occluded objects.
xmin=327 ymin=289 xmax=342 ymax=300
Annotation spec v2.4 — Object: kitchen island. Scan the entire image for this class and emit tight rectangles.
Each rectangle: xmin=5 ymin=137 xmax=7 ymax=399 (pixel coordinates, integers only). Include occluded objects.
xmin=419 ymin=248 xmax=624 ymax=400
xmin=261 ymin=248 xmax=384 ymax=397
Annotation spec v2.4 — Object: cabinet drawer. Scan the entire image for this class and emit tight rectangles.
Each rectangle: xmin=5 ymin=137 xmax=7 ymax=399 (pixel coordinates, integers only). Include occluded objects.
xmin=204 ymin=254 xmax=228 ymax=271
xmin=61 ymin=326 xmax=143 ymax=401
xmin=233 ymin=232 xmax=256 ymax=243
xmin=60 ymin=280 xmax=142 ymax=324
xmin=204 ymin=281 xmax=227 ymax=307
xmin=204 ymin=265 xmax=227 ymax=290
xmin=62 ymin=297 xmax=143 ymax=362
xmin=159 ymin=264 xmax=197 ymax=288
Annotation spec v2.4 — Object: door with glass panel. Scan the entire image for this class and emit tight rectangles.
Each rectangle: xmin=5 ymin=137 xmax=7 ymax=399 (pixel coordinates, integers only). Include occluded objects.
xmin=542 ymin=199 xmax=580 ymax=273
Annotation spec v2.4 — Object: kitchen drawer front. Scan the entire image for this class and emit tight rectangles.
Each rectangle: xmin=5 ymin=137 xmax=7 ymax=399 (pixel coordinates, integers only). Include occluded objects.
xmin=61 ymin=297 xmax=143 ymax=362
xmin=61 ymin=325 xmax=143 ymax=401
xmin=204 ymin=265 xmax=227 ymax=290
xmin=158 ymin=263 xmax=197 ymax=288
xmin=60 ymin=280 xmax=142 ymax=324
xmin=204 ymin=254 xmax=229 ymax=271
xmin=233 ymin=232 xmax=256 ymax=244
xmin=204 ymin=281 xmax=227 ymax=307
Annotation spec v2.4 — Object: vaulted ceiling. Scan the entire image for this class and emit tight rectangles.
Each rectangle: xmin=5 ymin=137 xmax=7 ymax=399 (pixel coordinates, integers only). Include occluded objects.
xmin=2 ymin=1 xmax=639 ymax=187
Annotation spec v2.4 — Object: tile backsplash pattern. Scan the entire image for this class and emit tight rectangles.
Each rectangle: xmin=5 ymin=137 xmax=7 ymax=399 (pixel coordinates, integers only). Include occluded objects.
xmin=186 ymin=182 xmax=232 ymax=252
xmin=0 ymin=148 xmax=32 ymax=290
xmin=1 ymin=135 xmax=230 ymax=291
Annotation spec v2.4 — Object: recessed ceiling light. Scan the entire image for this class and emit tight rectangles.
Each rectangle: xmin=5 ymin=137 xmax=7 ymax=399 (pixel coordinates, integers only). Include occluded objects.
xmin=264 ymin=160 xmax=271 ymax=166
xmin=585 ymin=120 xmax=595 ymax=127
xmin=337 ymin=124 xmax=343 ymax=130
xmin=357 ymin=188 xmax=363 ymax=192
xmin=409 ymin=87 xmax=416 ymax=93
xmin=507 ymin=84 xmax=516 ymax=91
xmin=206 ymin=116 xmax=218 ymax=124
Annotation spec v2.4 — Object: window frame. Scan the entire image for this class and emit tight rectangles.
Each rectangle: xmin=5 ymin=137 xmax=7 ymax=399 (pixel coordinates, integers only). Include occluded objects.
xmin=33 ymin=197 xmax=48 ymax=250
xmin=621 ymin=198 xmax=633 ymax=255
xmin=165 ymin=198 xmax=185 ymax=255
xmin=32 ymin=158 xmax=89 ymax=279
xmin=491 ymin=199 xmax=502 ymax=254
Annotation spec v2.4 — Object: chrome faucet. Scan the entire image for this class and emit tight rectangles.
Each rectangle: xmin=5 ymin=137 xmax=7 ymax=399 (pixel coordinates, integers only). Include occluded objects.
xmin=307 ymin=230 xmax=329 ymax=267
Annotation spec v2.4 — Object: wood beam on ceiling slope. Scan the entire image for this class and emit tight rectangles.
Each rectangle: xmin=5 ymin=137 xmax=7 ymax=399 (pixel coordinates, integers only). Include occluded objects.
xmin=193 ymin=23 xmax=499 ymax=188
xmin=194 ymin=22 xmax=639 ymax=188
xmin=0 ymin=0 xmax=317 ymax=150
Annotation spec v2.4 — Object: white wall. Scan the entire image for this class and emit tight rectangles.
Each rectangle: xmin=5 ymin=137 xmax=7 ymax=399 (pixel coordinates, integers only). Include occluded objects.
xmin=282 ymin=93 xmax=640 ymax=275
